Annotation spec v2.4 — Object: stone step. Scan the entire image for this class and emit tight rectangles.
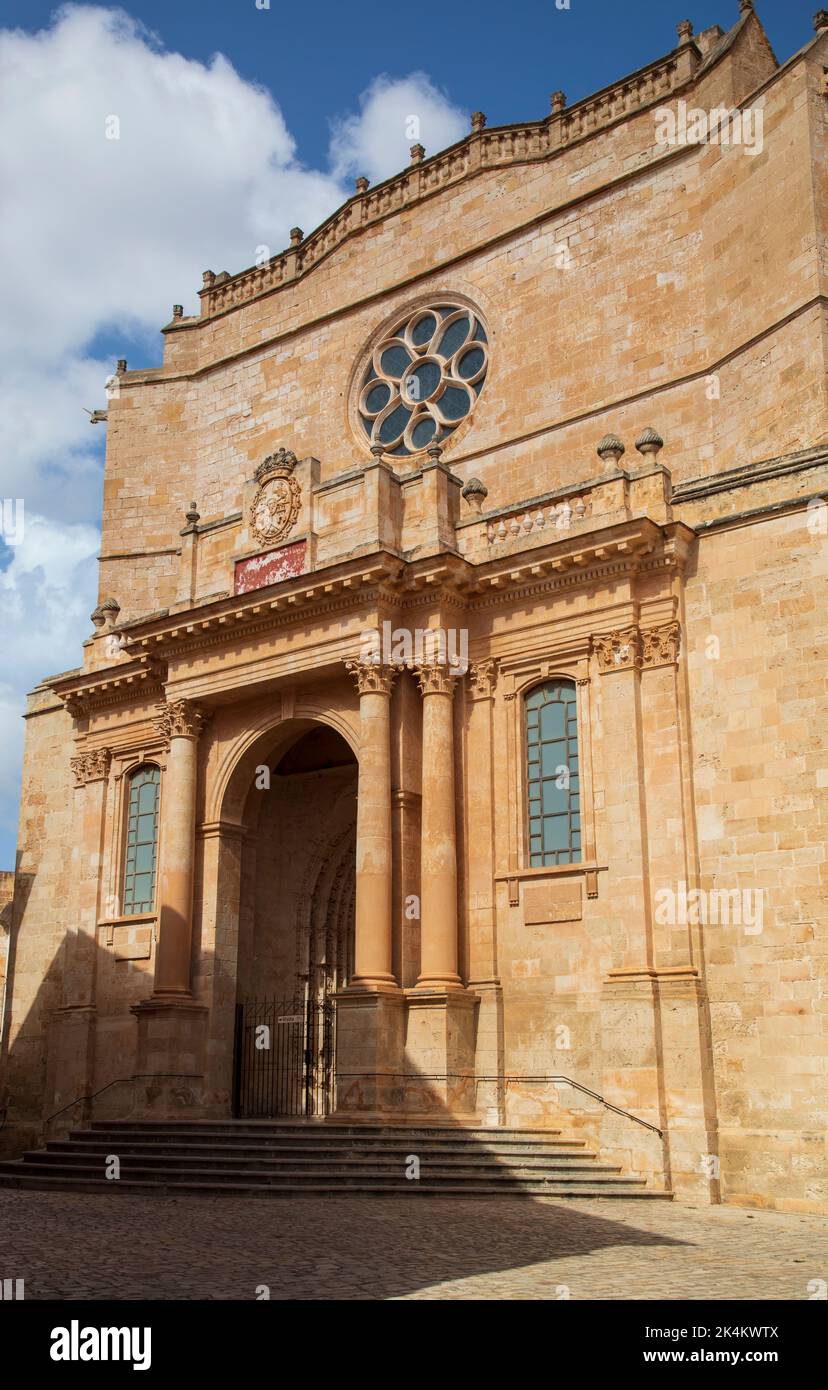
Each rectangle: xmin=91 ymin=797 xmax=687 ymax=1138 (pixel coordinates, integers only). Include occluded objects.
xmin=59 ymin=1136 xmax=586 ymax=1158
xmin=0 ymin=1118 xmax=667 ymax=1200
xmin=0 ymin=1170 xmax=669 ymax=1198
xmin=3 ymin=1156 xmax=627 ymax=1181
xmin=86 ymin=1120 xmax=566 ymax=1142
xmin=24 ymin=1150 xmax=610 ymax=1174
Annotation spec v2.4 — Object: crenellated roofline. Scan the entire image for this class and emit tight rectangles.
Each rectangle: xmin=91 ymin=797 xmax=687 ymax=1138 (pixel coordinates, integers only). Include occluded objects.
xmin=162 ymin=8 xmax=779 ymax=330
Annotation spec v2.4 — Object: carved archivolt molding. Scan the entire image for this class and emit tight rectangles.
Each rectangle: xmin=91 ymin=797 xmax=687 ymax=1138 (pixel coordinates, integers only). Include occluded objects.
xmin=344 ymin=658 xmax=402 ymax=696
xmin=153 ymin=699 xmax=212 ymax=744
xmin=250 ymin=449 xmax=301 ymax=547
xmin=468 ymin=659 xmax=499 ymax=699
xmin=70 ymin=747 xmax=112 ymax=786
xmin=413 ymin=662 xmax=458 ymax=697
xmin=593 ymin=622 xmax=681 ymax=672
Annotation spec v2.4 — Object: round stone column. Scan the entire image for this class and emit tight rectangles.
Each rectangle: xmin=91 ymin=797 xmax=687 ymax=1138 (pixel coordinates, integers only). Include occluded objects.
xmin=345 ymin=659 xmax=399 ymax=989
xmin=152 ymin=698 xmax=210 ymax=999
xmin=414 ymin=663 xmax=461 ymax=988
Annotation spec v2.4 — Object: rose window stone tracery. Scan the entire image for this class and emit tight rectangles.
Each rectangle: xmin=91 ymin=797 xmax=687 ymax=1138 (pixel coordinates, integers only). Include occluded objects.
xmin=357 ymin=302 xmax=488 ymax=457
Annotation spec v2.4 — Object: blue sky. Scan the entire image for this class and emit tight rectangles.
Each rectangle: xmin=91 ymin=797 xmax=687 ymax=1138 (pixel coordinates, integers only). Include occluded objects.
xmin=0 ymin=0 xmax=813 ymax=868
xmin=0 ymin=1 xmax=807 ymax=162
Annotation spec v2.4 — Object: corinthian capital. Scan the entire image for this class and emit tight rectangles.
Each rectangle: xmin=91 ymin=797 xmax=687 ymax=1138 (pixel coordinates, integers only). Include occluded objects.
xmin=641 ymin=621 xmax=681 ymax=668
xmin=70 ymin=747 xmax=112 ymax=786
xmin=344 ymin=658 xmax=401 ymax=696
xmin=153 ymin=699 xmax=211 ymax=744
xmin=468 ymin=659 xmax=499 ymax=699
xmin=413 ymin=663 xmax=458 ymax=697
xmin=592 ymin=626 xmax=642 ymax=673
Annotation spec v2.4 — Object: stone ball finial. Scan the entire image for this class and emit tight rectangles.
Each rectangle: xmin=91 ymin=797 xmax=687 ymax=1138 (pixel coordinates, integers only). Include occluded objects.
xmin=471 ymin=111 xmax=486 ymax=133
xmin=116 ymin=358 xmax=127 ymax=373
xmin=185 ymin=501 xmax=200 ymax=526
xmin=462 ymin=476 xmax=488 ymax=513
xmin=597 ymin=434 xmax=626 ymax=467
xmin=815 ymin=9 xmax=828 ymax=32
xmin=202 ymin=270 xmax=215 ymax=287
xmin=289 ymin=227 xmax=303 ymax=247
xmin=172 ymin=304 xmax=183 ymax=320
xmin=550 ymin=90 xmax=566 ymax=115
xmin=355 ymin=176 xmax=369 ymax=193
xmin=635 ymin=426 xmax=664 ymax=458
xmin=677 ymin=19 xmax=693 ymax=43
xmin=370 ymin=443 xmax=385 ymax=460
xmin=410 ymin=143 xmax=425 ymax=165
xmin=91 ymin=597 xmax=120 ymax=631
xmin=426 ymin=443 xmax=444 ymax=463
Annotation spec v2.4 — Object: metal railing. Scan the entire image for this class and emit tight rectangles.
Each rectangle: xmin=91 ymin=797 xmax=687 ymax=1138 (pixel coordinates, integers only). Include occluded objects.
xmin=14 ymin=1070 xmax=660 ymax=1139
xmin=43 ymin=1073 xmax=202 ymax=1130
xmin=335 ymin=1072 xmax=663 ymax=1137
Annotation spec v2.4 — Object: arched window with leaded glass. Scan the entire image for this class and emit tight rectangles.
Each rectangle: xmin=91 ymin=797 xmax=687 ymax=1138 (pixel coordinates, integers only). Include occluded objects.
xmin=122 ymin=764 xmax=160 ymax=915
xmin=525 ymin=681 xmax=581 ymax=866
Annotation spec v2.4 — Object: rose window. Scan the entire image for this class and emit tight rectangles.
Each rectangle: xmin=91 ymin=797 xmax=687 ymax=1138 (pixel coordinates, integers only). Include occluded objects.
xmin=357 ymin=303 xmax=488 ymax=456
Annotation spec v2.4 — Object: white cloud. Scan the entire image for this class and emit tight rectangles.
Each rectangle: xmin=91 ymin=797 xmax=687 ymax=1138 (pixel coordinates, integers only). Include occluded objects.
xmin=0 ymin=357 xmax=109 ymax=522
xmin=0 ymin=3 xmax=465 ymax=862
xmin=0 ymin=5 xmax=343 ymax=353
xmin=0 ymin=514 xmax=100 ymax=845
xmin=329 ymin=72 xmax=468 ymax=185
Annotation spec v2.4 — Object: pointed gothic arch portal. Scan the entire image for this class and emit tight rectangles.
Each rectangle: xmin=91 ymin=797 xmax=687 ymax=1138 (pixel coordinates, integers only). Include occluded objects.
xmin=231 ymin=723 xmax=356 ymax=1117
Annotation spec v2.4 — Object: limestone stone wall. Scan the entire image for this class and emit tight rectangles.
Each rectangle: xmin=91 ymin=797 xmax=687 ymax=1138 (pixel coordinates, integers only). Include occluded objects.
xmin=0 ymin=870 xmax=14 ymax=1029
xmin=0 ymin=691 xmax=77 ymax=1150
xmin=685 ymin=509 xmax=828 ymax=1211
xmin=2 ymin=7 xmax=825 ymax=1211
xmin=96 ymin=19 xmax=823 ymax=628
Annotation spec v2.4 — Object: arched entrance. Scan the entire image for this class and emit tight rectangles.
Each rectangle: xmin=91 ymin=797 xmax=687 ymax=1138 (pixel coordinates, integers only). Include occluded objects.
xmin=229 ymin=722 xmax=357 ymax=1116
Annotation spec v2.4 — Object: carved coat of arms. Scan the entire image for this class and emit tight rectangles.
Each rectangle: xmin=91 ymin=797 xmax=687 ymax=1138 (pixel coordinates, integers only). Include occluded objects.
xmin=250 ymin=449 xmax=301 ymax=545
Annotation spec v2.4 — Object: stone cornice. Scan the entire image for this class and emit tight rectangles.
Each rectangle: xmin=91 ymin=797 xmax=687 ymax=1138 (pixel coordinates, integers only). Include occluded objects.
xmin=672 ymin=443 xmax=828 ymax=504
xmin=120 ymin=556 xmax=404 ymax=659
xmin=106 ymin=519 xmax=688 ymax=678
xmin=51 ymin=657 xmax=167 ymax=720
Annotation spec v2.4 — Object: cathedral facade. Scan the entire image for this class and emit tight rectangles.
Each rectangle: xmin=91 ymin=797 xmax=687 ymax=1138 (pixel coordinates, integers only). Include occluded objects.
xmin=2 ymin=3 xmax=827 ymax=1212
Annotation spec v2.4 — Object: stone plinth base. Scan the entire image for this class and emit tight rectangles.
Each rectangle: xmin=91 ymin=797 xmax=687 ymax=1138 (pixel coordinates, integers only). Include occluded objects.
xmin=131 ymin=998 xmax=208 ymax=1117
xmin=600 ymin=969 xmax=716 ymax=1198
xmin=403 ymin=988 xmax=479 ymax=1115
xmin=333 ymin=987 xmax=405 ymax=1114
xmin=45 ymin=1004 xmax=97 ymax=1135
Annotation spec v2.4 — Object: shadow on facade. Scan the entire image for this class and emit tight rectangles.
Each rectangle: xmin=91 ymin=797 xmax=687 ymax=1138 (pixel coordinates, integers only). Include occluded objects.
xmin=0 ymin=927 xmax=693 ymax=1299
xmin=0 ymin=714 xmax=684 ymax=1298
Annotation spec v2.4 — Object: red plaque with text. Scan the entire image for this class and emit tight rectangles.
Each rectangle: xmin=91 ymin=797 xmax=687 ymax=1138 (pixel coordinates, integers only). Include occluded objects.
xmin=234 ymin=539 xmax=307 ymax=595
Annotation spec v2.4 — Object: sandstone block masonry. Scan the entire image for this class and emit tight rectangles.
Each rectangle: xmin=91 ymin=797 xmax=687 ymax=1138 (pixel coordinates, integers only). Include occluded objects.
xmin=1 ymin=5 xmax=826 ymax=1213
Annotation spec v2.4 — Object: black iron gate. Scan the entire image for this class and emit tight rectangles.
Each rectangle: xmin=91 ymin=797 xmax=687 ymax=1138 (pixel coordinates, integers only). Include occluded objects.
xmin=232 ymin=994 xmax=335 ymax=1118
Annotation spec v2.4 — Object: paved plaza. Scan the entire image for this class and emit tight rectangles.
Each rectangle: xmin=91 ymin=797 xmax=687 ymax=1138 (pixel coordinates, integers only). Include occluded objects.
xmin=1 ymin=1191 xmax=825 ymax=1300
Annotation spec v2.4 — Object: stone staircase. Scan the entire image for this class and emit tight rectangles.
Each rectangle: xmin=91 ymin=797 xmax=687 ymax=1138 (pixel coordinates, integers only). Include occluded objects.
xmin=0 ymin=1120 xmax=670 ymax=1198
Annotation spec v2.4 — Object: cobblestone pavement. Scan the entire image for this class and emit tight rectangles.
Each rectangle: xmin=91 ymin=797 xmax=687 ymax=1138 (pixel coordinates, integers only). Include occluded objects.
xmin=0 ymin=1191 xmax=825 ymax=1300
